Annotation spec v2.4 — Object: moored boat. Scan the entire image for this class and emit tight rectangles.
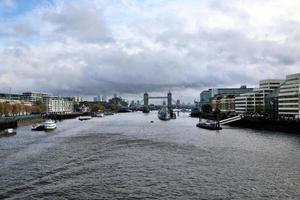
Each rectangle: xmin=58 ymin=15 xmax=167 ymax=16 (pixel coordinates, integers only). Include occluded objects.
xmin=196 ymin=118 xmax=222 ymax=130
xmin=43 ymin=120 xmax=57 ymax=131
xmin=0 ymin=128 xmax=17 ymax=137
xmin=78 ymin=116 xmax=92 ymax=121
xmin=158 ymin=106 xmax=171 ymax=121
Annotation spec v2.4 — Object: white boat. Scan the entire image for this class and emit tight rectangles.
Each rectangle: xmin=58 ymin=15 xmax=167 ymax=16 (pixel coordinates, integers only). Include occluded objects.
xmin=78 ymin=116 xmax=92 ymax=121
xmin=0 ymin=128 xmax=17 ymax=137
xmin=158 ymin=106 xmax=171 ymax=121
xmin=196 ymin=118 xmax=222 ymax=130
xmin=43 ymin=120 xmax=57 ymax=131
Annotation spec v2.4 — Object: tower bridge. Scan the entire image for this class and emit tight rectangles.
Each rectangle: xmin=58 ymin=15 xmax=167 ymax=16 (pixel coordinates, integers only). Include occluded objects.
xmin=143 ymin=92 xmax=172 ymax=113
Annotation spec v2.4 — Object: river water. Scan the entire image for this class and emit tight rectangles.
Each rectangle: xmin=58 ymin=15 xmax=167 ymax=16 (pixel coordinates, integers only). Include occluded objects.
xmin=0 ymin=112 xmax=299 ymax=199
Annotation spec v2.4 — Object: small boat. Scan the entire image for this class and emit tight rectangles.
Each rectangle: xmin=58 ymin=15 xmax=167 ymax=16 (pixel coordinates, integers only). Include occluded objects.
xmin=0 ymin=128 xmax=17 ymax=137
xmin=31 ymin=123 xmax=45 ymax=131
xmin=78 ymin=116 xmax=92 ymax=121
xmin=92 ymin=112 xmax=104 ymax=117
xmin=43 ymin=120 xmax=57 ymax=131
xmin=196 ymin=118 xmax=222 ymax=130
xmin=158 ymin=106 xmax=171 ymax=121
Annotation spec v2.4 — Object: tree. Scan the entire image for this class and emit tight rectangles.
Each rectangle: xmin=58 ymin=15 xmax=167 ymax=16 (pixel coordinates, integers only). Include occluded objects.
xmin=0 ymin=103 xmax=3 ymax=115
xmin=3 ymin=103 xmax=12 ymax=116
xmin=12 ymin=104 xmax=19 ymax=116
xmin=24 ymin=105 xmax=32 ymax=115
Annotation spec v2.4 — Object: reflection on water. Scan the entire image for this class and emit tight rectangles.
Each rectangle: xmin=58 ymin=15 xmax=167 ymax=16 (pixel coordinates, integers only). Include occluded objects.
xmin=0 ymin=112 xmax=300 ymax=199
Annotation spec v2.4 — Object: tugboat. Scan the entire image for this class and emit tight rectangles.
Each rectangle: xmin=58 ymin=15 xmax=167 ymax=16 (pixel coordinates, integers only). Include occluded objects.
xmin=43 ymin=120 xmax=57 ymax=131
xmin=31 ymin=123 xmax=45 ymax=131
xmin=0 ymin=128 xmax=17 ymax=137
xmin=196 ymin=118 xmax=222 ymax=130
xmin=78 ymin=116 xmax=92 ymax=121
xmin=158 ymin=106 xmax=171 ymax=121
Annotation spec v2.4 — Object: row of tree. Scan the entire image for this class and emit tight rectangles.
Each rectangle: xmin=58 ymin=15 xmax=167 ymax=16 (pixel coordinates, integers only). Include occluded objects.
xmin=0 ymin=102 xmax=46 ymax=117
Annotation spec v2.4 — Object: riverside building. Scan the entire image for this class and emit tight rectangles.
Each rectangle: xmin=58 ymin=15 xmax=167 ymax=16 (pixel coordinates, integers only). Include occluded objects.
xmin=44 ymin=96 xmax=74 ymax=114
xmin=235 ymin=79 xmax=284 ymax=114
xmin=278 ymin=73 xmax=300 ymax=119
xmin=211 ymin=95 xmax=235 ymax=113
xmin=199 ymin=86 xmax=254 ymax=110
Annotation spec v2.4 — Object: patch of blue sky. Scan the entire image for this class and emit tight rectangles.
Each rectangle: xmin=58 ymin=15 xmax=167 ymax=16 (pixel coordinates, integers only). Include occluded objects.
xmin=0 ymin=0 xmax=54 ymax=21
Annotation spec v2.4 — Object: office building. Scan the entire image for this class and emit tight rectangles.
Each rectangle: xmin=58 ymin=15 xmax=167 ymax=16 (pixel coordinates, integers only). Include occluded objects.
xmin=235 ymin=79 xmax=284 ymax=114
xmin=22 ymin=92 xmax=49 ymax=103
xmin=278 ymin=73 xmax=300 ymax=118
xmin=0 ymin=93 xmax=22 ymax=101
xmin=199 ymin=86 xmax=254 ymax=110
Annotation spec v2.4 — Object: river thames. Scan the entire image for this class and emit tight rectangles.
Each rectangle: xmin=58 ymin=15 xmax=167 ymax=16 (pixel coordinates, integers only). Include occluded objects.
xmin=0 ymin=112 xmax=300 ymax=199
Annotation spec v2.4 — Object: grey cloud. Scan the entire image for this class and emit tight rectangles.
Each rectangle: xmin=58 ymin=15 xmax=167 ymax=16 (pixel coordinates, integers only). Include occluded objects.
xmin=42 ymin=1 xmax=113 ymax=43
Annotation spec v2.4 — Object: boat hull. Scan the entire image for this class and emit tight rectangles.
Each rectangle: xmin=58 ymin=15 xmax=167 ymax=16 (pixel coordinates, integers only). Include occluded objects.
xmin=196 ymin=123 xmax=222 ymax=130
xmin=79 ymin=117 xmax=92 ymax=121
xmin=32 ymin=124 xmax=45 ymax=131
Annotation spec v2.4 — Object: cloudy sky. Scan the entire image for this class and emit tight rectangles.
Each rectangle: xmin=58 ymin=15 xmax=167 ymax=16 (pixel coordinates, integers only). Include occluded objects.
xmin=0 ymin=0 xmax=299 ymax=102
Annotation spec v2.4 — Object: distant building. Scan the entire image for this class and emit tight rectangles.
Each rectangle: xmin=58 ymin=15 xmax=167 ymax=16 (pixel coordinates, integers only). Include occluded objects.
xmin=176 ymin=100 xmax=181 ymax=108
xmin=109 ymin=96 xmax=128 ymax=107
xmin=101 ymin=95 xmax=107 ymax=102
xmin=94 ymin=95 xmax=108 ymax=102
xmin=73 ymin=96 xmax=83 ymax=104
xmin=129 ymin=100 xmax=136 ymax=108
xmin=199 ymin=86 xmax=254 ymax=110
xmin=200 ymin=90 xmax=212 ymax=106
xmin=93 ymin=96 xmax=100 ymax=102
xmin=44 ymin=96 xmax=74 ymax=114
xmin=22 ymin=92 xmax=49 ymax=103
xmin=0 ymin=93 xmax=22 ymax=101
xmin=278 ymin=73 xmax=300 ymax=119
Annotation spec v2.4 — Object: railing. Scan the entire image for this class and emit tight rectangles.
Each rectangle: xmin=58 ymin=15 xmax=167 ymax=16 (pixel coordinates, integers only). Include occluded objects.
xmin=220 ymin=115 xmax=242 ymax=125
xmin=0 ymin=114 xmax=41 ymax=122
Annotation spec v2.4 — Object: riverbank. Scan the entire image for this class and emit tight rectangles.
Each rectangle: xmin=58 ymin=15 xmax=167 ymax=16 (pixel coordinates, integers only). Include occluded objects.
xmin=228 ymin=117 xmax=300 ymax=134
xmin=0 ymin=115 xmax=43 ymax=130
xmin=45 ymin=112 xmax=83 ymax=120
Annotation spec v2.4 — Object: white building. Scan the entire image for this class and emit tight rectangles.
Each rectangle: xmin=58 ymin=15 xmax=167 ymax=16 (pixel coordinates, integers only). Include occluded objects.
xmin=44 ymin=96 xmax=74 ymax=114
xmin=278 ymin=73 xmax=300 ymax=118
xmin=73 ymin=96 xmax=83 ymax=103
xmin=235 ymin=79 xmax=284 ymax=114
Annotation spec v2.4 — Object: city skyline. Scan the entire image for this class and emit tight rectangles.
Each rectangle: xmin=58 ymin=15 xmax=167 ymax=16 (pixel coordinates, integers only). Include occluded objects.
xmin=1 ymin=0 xmax=300 ymax=103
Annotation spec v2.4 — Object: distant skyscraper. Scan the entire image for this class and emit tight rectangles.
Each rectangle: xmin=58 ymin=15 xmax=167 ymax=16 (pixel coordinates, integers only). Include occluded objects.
xmin=176 ymin=100 xmax=181 ymax=107
xmin=101 ymin=95 xmax=107 ymax=102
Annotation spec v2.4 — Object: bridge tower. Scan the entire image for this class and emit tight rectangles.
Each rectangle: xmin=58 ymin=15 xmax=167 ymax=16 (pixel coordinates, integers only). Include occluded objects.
xmin=167 ymin=91 xmax=172 ymax=112
xmin=144 ymin=92 xmax=149 ymax=109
